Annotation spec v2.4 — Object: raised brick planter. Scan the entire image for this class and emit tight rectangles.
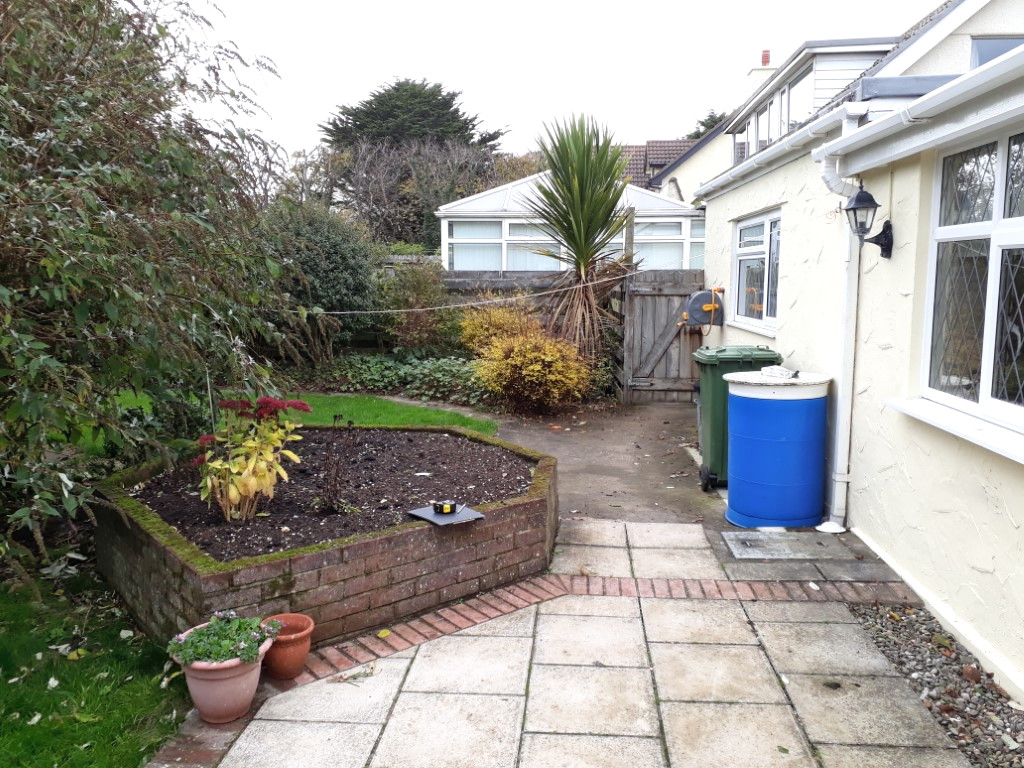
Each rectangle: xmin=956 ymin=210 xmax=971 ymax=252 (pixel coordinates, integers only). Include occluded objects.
xmin=94 ymin=427 xmax=557 ymax=646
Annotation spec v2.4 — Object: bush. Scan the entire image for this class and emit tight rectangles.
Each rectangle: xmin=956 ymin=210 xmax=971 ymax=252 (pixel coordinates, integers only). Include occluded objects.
xmin=459 ymin=298 xmax=541 ymax=353
xmin=379 ymin=260 xmax=462 ymax=354
xmin=475 ymin=329 xmax=591 ymax=413
xmin=319 ymin=355 xmax=407 ymax=393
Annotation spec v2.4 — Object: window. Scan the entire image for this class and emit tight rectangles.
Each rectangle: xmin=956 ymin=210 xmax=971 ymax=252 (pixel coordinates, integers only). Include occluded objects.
xmin=971 ymin=37 xmax=1024 ymax=69
xmin=689 ymin=220 xmax=706 ymax=270
xmin=448 ymin=219 xmax=501 ymax=269
xmin=507 ymin=242 xmax=560 ymax=270
xmin=786 ymin=68 xmax=814 ymax=131
xmin=632 ymin=219 xmax=688 ymax=269
xmin=732 ymin=213 xmax=780 ymax=330
xmin=927 ymin=132 xmax=1024 ymax=429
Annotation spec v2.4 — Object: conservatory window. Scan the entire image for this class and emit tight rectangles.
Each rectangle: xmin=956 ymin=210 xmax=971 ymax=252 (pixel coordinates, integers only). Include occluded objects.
xmin=507 ymin=242 xmax=560 ymax=271
xmin=732 ymin=213 xmax=779 ymax=331
xmin=926 ymin=132 xmax=1024 ymax=430
xmin=449 ymin=220 xmax=501 ymax=238
xmin=689 ymin=220 xmax=706 ymax=270
xmin=448 ymin=243 xmax=500 ymax=270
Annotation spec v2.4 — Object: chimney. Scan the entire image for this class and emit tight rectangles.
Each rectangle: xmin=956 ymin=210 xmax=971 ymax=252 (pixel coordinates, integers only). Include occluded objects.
xmin=762 ymin=49 xmax=771 ymax=66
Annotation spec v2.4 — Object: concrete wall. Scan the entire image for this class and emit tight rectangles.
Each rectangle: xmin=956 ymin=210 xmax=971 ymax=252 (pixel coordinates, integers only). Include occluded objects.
xmin=847 ymin=158 xmax=1024 ymax=701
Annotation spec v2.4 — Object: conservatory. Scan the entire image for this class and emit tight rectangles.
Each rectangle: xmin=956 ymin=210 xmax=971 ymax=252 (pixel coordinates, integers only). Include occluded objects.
xmin=436 ymin=173 xmax=704 ymax=271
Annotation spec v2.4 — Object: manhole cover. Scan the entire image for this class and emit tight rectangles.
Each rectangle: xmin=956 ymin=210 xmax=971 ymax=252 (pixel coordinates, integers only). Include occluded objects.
xmin=721 ymin=531 xmax=855 ymax=560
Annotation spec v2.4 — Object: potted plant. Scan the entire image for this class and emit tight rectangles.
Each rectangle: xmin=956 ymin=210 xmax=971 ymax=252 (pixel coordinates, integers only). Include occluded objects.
xmin=168 ymin=610 xmax=281 ymax=723
xmin=262 ymin=613 xmax=315 ymax=680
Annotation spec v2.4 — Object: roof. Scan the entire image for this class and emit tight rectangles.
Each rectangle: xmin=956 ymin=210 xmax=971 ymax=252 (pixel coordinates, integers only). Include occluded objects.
xmin=619 ymin=140 xmax=698 ymax=188
xmin=649 ymin=120 xmax=731 ymax=188
xmin=436 ymin=172 xmax=697 ymax=218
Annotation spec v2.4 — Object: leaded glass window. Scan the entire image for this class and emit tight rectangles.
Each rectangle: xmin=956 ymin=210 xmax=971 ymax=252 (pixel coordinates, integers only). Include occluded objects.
xmin=929 ymin=240 xmax=988 ymax=402
xmin=939 ymin=143 xmax=996 ymax=226
xmin=1005 ymin=133 xmax=1024 ymax=219
xmin=993 ymin=248 xmax=1024 ymax=406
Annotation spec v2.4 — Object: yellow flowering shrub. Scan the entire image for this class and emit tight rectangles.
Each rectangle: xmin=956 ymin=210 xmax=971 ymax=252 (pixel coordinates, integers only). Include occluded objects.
xmin=459 ymin=299 xmax=541 ymax=353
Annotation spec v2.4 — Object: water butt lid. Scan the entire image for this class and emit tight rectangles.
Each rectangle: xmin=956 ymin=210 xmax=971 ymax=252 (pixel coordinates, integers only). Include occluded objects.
xmin=723 ymin=370 xmax=831 ymax=400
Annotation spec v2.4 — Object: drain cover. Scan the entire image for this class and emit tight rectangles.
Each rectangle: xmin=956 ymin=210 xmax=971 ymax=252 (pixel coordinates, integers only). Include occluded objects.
xmin=721 ymin=531 xmax=855 ymax=560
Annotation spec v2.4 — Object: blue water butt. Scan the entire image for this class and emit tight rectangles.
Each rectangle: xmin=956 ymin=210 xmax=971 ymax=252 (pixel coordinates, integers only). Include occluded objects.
xmin=722 ymin=371 xmax=831 ymax=528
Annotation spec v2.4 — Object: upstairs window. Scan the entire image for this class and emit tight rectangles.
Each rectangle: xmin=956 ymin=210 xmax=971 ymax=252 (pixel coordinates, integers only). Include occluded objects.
xmin=972 ymin=37 xmax=1024 ymax=68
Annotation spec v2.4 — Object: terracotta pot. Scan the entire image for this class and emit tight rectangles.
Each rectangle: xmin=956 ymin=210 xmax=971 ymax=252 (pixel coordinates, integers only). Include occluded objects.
xmin=262 ymin=613 xmax=315 ymax=680
xmin=175 ymin=624 xmax=273 ymax=724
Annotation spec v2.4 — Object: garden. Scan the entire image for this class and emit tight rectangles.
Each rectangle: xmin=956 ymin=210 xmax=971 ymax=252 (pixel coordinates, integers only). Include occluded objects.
xmin=0 ymin=2 xmax=641 ymax=764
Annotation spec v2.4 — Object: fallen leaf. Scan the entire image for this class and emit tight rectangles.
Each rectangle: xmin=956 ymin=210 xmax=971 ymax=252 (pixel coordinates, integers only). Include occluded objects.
xmin=66 ymin=649 xmax=88 ymax=661
xmin=853 ymin=553 xmax=865 ymax=560
xmin=548 ymin=425 xmax=562 ymax=430
xmin=888 ymin=612 xmax=902 ymax=621
xmin=73 ymin=712 xmax=101 ymax=723
xmin=807 ymin=582 xmax=820 ymax=591
xmin=823 ymin=681 xmax=842 ymax=690
xmin=47 ymin=677 xmax=59 ymax=690
xmin=119 ymin=630 xmax=134 ymax=640
xmin=376 ymin=629 xmax=391 ymax=639
xmin=27 ymin=713 xmax=42 ymax=726
xmin=962 ymin=664 xmax=982 ymax=684
xmin=777 ymin=746 xmax=789 ymax=754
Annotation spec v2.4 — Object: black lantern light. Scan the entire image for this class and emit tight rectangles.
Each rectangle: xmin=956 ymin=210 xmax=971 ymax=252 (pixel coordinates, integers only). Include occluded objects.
xmin=844 ymin=181 xmax=893 ymax=258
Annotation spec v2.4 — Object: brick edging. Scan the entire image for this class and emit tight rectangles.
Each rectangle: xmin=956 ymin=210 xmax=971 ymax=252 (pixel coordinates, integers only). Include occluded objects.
xmin=145 ymin=572 xmax=919 ymax=768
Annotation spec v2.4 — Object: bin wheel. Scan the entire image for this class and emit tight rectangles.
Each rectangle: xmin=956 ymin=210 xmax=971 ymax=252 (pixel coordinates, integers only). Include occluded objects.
xmin=699 ymin=465 xmax=712 ymax=492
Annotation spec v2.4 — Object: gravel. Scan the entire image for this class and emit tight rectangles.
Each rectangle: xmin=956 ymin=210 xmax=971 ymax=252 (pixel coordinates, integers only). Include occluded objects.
xmin=851 ymin=603 xmax=1024 ymax=767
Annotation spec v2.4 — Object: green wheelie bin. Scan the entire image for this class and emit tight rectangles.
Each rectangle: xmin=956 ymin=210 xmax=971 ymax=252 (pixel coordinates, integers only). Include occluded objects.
xmin=692 ymin=346 xmax=783 ymax=491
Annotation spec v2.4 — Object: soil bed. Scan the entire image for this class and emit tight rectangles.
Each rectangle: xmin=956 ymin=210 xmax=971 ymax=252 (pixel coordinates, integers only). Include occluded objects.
xmin=135 ymin=428 xmax=535 ymax=561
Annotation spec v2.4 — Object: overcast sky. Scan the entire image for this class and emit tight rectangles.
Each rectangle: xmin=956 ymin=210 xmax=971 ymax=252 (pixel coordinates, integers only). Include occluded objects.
xmin=200 ymin=0 xmax=942 ymax=156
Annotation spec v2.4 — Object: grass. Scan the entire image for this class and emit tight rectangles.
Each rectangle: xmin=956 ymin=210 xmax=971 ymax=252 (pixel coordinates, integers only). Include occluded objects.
xmin=290 ymin=393 xmax=496 ymax=435
xmin=0 ymin=571 xmax=190 ymax=768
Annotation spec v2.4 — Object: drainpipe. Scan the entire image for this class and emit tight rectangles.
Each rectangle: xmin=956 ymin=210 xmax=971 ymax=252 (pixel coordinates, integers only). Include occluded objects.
xmin=812 ymin=115 xmax=865 ymax=535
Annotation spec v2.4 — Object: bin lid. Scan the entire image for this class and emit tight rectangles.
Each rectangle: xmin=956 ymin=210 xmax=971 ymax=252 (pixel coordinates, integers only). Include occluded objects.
xmin=692 ymin=345 xmax=783 ymax=365
xmin=723 ymin=370 xmax=831 ymax=400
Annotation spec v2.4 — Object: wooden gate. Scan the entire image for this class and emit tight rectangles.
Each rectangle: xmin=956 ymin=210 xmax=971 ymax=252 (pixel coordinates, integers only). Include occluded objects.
xmin=611 ymin=270 xmax=703 ymax=404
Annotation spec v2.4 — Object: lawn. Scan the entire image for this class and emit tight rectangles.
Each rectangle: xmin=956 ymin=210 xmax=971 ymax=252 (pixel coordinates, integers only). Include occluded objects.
xmin=0 ymin=571 xmax=191 ymax=768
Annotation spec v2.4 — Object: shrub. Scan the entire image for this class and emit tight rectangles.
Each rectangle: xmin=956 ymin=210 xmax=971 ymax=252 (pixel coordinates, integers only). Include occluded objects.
xmin=475 ymin=329 xmax=591 ymax=413
xmin=320 ymin=355 xmax=407 ymax=393
xmin=459 ymin=298 xmax=541 ymax=353
xmin=197 ymin=397 xmax=310 ymax=523
xmin=379 ymin=259 xmax=462 ymax=354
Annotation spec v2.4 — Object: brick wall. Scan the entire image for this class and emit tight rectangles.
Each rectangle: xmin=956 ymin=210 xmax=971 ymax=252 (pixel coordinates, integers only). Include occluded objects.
xmin=95 ymin=430 xmax=557 ymax=647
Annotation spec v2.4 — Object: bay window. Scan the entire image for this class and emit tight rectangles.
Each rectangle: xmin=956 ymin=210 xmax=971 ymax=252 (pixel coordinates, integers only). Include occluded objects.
xmin=926 ymin=132 xmax=1024 ymax=428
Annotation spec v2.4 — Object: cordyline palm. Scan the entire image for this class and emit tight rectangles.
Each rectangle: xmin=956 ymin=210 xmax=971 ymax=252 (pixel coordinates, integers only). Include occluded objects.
xmin=523 ymin=116 xmax=633 ymax=361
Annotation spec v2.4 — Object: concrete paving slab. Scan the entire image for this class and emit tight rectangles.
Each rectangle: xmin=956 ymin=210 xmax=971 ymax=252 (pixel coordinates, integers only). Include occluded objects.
xmin=370 ymin=692 xmax=523 ymax=768
xmin=518 ymin=734 xmax=666 ymax=768
xmin=625 ymin=522 xmax=709 ymax=549
xmin=255 ymin=658 xmax=408 ymax=723
xmin=219 ymin=720 xmax=380 ymax=768
xmin=723 ymin=562 xmax=823 ymax=581
xmin=758 ymin=623 xmax=897 ymax=676
xmin=526 ymin=665 xmax=659 ymax=736
xmin=550 ymin=544 xmax=633 ymax=577
xmin=403 ymin=634 xmax=531 ymax=694
xmin=534 ymin=614 xmax=647 ymax=667
xmin=458 ymin=605 xmax=536 ymax=637
xmin=557 ymin=519 xmax=627 ymax=547
xmin=721 ymin=531 xmax=854 ymax=560
xmin=650 ymin=643 xmax=785 ymax=703
xmin=743 ymin=601 xmax=856 ymax=624
xmin=815 ymin=560 xmax=901 ymax=582
xmin=661 ymin=702 xmax=814 ymax=768
xmin=785 ymin=674 xmax=953 ymax=746
xmin=641 ymin=598 xmax=757 ymax=644
xmin=539 ymin=595 xmax=640 ymax=618
xmin=631 ymin=547 xmax=723 ymax=579
xmin=816 ymin=745 xmax=971 ymax=767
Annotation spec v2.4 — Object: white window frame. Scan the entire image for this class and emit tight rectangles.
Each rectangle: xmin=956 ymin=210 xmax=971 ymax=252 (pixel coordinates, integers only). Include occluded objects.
xmin=633 ymin=218 xmax=687 ymax=270
xmin=729 ymin=211 xmax=780 ymax=335
xmin=922 ymin=131 xmax=1024 ymax=435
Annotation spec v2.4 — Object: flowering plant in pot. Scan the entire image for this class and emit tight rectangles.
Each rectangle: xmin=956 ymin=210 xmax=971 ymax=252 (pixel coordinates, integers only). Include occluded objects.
xmin=168 ymin=610 xmax=282 ymax=723
xmin=262 ymin=613 xmax=316 ymax=680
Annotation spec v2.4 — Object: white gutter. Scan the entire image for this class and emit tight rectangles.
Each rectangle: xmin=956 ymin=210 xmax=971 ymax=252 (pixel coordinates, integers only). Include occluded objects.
xmin=695 ymin=103 xmax=869 ymax=201
xmin=814 ymin=44 xmax=1024 ymax=165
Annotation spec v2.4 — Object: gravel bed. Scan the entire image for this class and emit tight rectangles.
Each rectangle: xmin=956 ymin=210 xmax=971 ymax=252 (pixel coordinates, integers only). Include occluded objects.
xmin=851 ymin=603 xmax=1024 ymax=767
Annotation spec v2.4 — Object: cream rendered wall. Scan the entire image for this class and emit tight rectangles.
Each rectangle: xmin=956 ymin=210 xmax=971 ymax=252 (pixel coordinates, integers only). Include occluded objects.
xmin=848 ymin=159 xmax=1024 ymax=700
xmin=659 ymin=132 xmax=735 ymax=205
xmin=905 ymin=1 xmax=1024 ymax=76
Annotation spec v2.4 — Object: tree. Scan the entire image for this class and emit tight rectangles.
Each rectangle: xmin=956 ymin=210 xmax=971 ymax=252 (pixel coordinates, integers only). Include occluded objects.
xmin=0 ymin=0 xmax=286 ymax=559
xmin=522 ymin=116 xmax=633 ymax=361
xmin=321 ymin=79 xmax=504 ymax=150
xmin=686 ymin=109 xmax=728 ymax=140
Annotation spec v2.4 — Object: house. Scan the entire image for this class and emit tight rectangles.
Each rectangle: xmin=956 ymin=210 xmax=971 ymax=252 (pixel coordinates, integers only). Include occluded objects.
xmin=691 ymin=0 xmax=1024 ymax=699
xmin=436 ymin=172 xmax=704 ymax=271
xmin=621 ymin=140 xmax=697 ymax=189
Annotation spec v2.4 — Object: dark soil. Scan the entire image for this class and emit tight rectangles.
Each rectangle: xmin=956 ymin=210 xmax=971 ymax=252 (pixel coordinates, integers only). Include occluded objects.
xmin=134 ymin=428 xmax=536 ymax=561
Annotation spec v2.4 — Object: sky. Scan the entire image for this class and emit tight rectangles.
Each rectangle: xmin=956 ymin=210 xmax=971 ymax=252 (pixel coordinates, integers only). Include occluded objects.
xmin=198 ymin=0 xmax=942 ymax=156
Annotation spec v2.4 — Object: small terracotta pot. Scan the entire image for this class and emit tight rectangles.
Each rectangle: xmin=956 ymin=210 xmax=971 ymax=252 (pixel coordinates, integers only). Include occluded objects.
xmin=262 ymin=613 xmax=315 ymax=680
xmin=175 ymin=625 xmax=273 ymax=724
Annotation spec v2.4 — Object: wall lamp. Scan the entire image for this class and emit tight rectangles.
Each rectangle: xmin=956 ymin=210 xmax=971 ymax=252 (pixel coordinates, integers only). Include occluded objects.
xmin=844 ymin=181 xmax=893 ymax=258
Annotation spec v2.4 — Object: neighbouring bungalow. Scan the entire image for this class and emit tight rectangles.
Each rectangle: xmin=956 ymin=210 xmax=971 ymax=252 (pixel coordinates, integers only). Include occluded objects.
xmin=691 ymin=0 xmax=1024 ymax=698
xmin=436 ymin=172 xmax=705 ymax=271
